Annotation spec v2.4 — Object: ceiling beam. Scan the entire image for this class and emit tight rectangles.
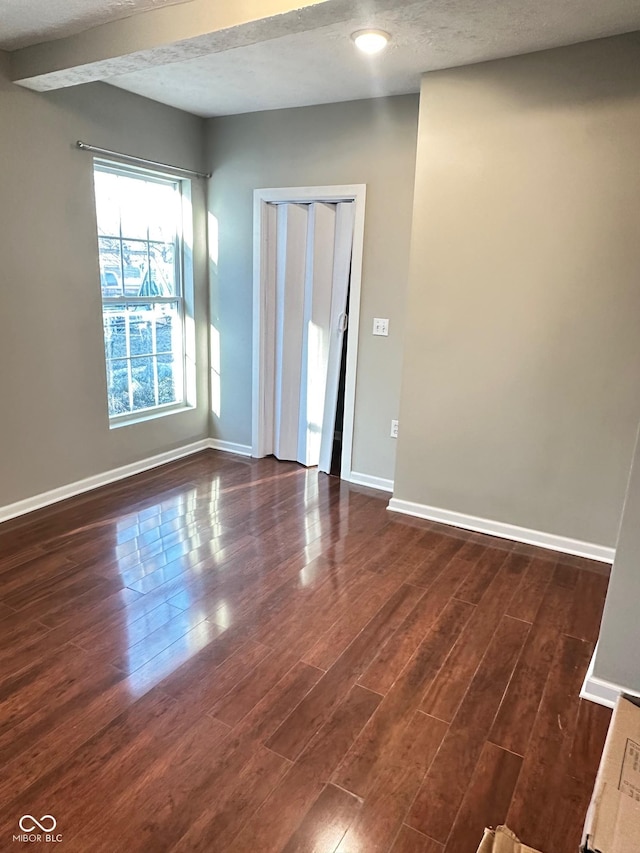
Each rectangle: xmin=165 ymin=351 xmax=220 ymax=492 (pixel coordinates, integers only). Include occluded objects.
xmin=10 ymin=0 xmax=350 ymax=91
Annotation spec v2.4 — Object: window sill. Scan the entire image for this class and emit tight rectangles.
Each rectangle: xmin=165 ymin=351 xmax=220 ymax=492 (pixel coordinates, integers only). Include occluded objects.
xmin=109 ymin=403 xmax=195 ymax=430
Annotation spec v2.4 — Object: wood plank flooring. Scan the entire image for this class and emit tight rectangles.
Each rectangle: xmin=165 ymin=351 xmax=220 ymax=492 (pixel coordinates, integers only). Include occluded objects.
xmin=0 ymin=452 xmax=611 ymax=852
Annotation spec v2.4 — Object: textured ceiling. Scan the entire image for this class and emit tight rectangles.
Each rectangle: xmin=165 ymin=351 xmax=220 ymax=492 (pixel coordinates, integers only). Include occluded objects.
xmin=2 ymin=0 xmax=640 ymax=117
xmin=0 ymin=0 xmax=194 ymax=50
xmin=108 ymin=0 xmax=640 ymax=117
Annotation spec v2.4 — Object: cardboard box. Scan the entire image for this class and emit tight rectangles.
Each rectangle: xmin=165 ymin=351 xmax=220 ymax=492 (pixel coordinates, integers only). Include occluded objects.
xmin=582 ymin=695 xmax=640 ymax=853
xmin=476 ymin=826 xmax=543 ymax=853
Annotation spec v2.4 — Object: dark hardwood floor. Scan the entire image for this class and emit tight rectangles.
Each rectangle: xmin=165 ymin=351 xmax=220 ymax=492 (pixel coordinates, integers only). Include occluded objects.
xmin=0 ymin=452 xmax=611 ymax=852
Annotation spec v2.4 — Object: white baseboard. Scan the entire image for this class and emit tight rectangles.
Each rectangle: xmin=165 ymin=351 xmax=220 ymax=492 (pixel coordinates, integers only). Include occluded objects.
xmin=348 ymin=472 xmax=394 ymax=493
xmin=0 ymin=437 xmax=258 ymax=525
xmin=0 ymin=439 xmax=211 ymax=525
xmin=208 ymin=439 xmax=252 ymax=457
xmin=580 ymin=648 xmax=640 ymax=709
xmin=387 ymin=498 xmax=615 ymax=564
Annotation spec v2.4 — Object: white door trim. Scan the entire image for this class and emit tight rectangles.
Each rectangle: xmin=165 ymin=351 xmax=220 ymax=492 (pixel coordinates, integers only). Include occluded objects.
xmin=252 ymin=185 xmax=366 ymax=481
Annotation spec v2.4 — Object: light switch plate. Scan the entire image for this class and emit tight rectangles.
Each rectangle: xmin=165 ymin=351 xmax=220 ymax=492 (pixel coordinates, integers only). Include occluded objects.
xmin=373 ymin=318 xmax=389 ymax=336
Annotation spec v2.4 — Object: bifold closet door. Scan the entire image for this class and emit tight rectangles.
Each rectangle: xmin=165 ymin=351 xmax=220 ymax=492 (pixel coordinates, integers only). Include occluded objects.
xmin=270 ymin=200 xmax=354 ymax=469
xmin=298 ymin=202 xmax=337 ymax=467
xmin=273 ymin=203 xmax=307 ymax=462
xmin=317 ymin=201 xmax=355 ymax=474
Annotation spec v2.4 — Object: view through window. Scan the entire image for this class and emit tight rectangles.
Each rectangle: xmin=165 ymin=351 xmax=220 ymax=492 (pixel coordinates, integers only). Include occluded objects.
xmin=93 ymin=164 xmax=187 ymax=420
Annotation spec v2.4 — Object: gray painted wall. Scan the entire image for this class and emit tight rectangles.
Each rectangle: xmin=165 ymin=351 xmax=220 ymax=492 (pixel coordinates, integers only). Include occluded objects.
xmin=594 ymin=422 xmax=640 ymax=692
xmin=0 ymin=66 xmax=209 ymax=508
xmin=205 ymin=96 xmax=419 ymax=481
xmin=394 ymin=34 xmax=640 ymax=547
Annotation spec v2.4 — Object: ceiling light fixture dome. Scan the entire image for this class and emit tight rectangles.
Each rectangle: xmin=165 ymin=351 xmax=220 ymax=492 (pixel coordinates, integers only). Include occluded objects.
xmin=351 ymin=29 xmax=390 ymax=55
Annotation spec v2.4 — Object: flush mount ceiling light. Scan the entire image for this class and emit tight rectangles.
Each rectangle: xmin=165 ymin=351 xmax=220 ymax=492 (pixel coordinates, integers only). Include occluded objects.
xmin=351 ymin=29 xmax=390 ymax=55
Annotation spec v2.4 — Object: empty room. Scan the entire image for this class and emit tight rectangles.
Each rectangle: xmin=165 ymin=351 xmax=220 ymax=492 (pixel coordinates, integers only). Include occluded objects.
xmin=1 ymin=1 xmax=640 ymax=851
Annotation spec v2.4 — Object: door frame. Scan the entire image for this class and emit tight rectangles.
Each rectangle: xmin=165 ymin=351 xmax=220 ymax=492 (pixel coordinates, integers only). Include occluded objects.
xmin=252 ymin=184 xmax=366 ymax=481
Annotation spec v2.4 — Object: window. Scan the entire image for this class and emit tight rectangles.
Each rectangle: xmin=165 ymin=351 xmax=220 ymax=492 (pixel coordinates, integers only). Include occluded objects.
xmin=93 ymin=163 xmax=194 ymax=423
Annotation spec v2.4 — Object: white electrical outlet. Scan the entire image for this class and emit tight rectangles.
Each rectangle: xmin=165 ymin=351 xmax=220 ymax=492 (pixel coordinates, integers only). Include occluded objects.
xmin=373 ymin=318 xmax=389 ymax=336
xmin=390 ymin=419 xmax=399 ymax=438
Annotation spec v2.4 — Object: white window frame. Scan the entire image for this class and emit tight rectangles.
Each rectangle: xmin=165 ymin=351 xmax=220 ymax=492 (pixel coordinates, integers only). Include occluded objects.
xmin=93 ymin=159 xmax=197 ymax=427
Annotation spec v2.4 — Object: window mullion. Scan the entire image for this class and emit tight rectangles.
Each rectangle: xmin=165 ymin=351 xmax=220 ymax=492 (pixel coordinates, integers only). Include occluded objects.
xmin=151 ymin=308 xmax=159 ymax=406
xmin=118 ymin=186 xmax=125 ymax=301
xmin=125 ymin=308 xmax=133 ymax=412
xmin=102 ymin=297 xmax=177 ymax=305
